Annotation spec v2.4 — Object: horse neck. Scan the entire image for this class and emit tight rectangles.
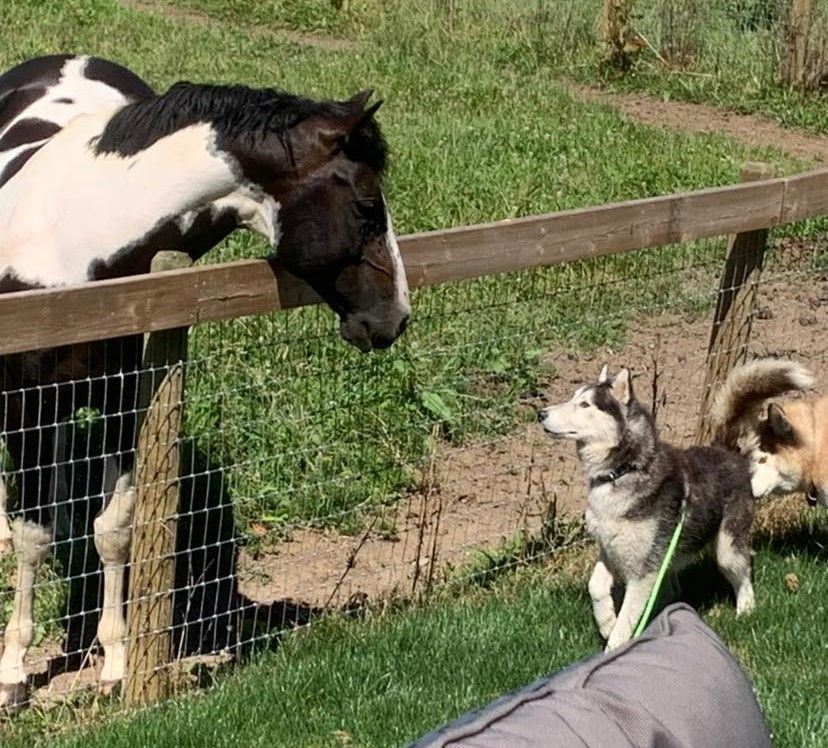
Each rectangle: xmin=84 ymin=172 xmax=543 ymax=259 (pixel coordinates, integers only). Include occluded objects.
xmin=98 ymin=120 xmax=241 ymax=215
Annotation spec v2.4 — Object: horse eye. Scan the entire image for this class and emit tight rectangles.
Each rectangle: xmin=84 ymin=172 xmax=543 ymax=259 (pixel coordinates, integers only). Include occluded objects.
xmin=579 ymin=401 xmax=590 ymax=409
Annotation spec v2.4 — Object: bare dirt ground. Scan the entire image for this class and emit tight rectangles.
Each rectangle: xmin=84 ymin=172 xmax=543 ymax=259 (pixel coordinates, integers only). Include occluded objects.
xmin=237 ymin=263 xmax=828 ymax=609
xmin=565 ymin=82 xmax=828 ymax=165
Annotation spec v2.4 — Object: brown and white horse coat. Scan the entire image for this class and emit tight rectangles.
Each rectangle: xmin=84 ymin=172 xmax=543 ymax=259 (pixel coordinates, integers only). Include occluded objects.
xmin=0 ymin=54 xmax=409 ymax=709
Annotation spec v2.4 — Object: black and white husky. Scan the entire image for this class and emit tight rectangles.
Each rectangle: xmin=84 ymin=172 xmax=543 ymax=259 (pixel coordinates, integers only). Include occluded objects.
xmin=538 ymin=366 xmax=756 ymax=650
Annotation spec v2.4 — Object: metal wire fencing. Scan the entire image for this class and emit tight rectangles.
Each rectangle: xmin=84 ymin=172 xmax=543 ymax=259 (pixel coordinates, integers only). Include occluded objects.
xmin=0 ymin=198 xmax=825 ymax=711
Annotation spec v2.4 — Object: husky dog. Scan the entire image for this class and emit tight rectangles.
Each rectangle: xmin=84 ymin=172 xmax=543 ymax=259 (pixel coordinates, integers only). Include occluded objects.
xmin=538 ymin=366 xmax=755 ymax=650
xmin=710 ymin=358 xmax=827 ymax=507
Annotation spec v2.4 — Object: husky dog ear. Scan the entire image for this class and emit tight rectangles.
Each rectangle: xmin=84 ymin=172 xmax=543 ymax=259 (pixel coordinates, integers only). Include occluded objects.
xmin=611 ymin=368 xmax=633 ymax=405
xmin=598 ymin=364 xmax=610 ymax=384
xmin=766 ymin=403 xmax=794 ymax=442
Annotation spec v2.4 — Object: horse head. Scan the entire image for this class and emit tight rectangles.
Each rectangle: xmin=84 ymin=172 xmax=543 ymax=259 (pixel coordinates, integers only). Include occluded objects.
xmin=227 ymin=90 xmax=410 ymax=351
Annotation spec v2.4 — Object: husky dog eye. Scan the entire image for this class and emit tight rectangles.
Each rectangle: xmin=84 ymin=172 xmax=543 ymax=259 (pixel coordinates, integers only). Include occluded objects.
xmin=579 ymin=401 xmax=591 ymax=408
xmin=757 ymin=455 xmax=768 ymax=464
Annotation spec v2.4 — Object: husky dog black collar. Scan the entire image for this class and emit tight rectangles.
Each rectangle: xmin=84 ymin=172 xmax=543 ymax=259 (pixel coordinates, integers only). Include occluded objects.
xmin=590 ymin=463 xmax=636 ymax=489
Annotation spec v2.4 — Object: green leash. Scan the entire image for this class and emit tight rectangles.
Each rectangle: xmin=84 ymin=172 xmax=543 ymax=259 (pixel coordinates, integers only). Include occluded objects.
xmin=633 ymin=506 xmax=686 ymax=638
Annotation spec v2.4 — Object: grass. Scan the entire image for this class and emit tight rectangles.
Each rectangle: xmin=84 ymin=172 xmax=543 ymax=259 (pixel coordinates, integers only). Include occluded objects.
xmin=2 ymin=508 xmax=825 ymax=747
xmin=580 ymin=0 xmax=828 ymax=135
xmin=374 ymin=0 xmax=828 ymax=136
xmin=4 ymin=0 xmax=813 ymax=535
xmin=0 ymin=1 xmax=825 ymax=744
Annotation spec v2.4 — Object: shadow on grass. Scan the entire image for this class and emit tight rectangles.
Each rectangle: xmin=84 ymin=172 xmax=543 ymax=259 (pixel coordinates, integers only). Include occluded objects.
xmin=35 ymin=438 xmax=322 ymax=693
xmin=757 ymin=520 xmax=828 ymax=561
xmin=655 ymin=513 xmax=827 ymax=618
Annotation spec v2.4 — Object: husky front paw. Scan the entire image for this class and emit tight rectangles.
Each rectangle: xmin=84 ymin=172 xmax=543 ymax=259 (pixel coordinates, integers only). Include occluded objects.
xmin=605 ymin=628 xmax=632 ymax=652
xmin=736 ymin=586 xmax=755 ymax=616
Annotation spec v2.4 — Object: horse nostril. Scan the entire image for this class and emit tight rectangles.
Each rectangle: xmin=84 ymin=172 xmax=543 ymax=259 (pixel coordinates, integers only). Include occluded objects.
xmin=397 ymin=314 xmax=410 ymax=337
xmin=371 ymin=333 xmax=395 ymax=350
xmin=537 ymin=409 xmax=546 ymax=423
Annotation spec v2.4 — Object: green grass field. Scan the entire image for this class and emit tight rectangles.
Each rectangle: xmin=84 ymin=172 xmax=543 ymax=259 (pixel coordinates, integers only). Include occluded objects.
xmin=0 ymin=1 xmax=827 ymax=745
xmin=575 ymin=0 xmax=828 ymax=135
xmin=3 ymin=0 xmax=818 ymax=536
xmin=3 ymin=511 xmax=826 ymax=747
xmin=157 ymin=0 xmax=828 ymax=134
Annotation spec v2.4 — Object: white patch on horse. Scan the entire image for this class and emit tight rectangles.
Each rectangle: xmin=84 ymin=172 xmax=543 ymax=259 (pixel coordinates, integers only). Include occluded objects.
xmin=381 ymin=195 xmax=410 ymax=311
xmin=212 ymin=187 xmax=281 ymax=247
xmin=176 ymin=210 xmax=198 ymax=235
xmin=0 ymin=56 xmax=130 ymax=178
xmin=0 ymin=116 xmax=239 ymax=287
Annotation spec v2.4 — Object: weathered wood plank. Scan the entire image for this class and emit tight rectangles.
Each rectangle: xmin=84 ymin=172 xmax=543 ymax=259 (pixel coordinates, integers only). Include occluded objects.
xmin=0 ymin=167 xmax=826 ymax=356
xmin=779 ymin=167 xmax=828 ymax=223
xmin=400 ymin=177 xmax=784 ymax=287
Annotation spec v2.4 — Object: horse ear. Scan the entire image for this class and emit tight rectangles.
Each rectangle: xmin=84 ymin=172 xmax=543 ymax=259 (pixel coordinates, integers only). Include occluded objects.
xmin=359 ymin=99 xmax=383 ymax=122
xmin=294 ymin=90 xmax=381 ymax=155
xmin=346 ymin=89 xmax=374 ymax=111
xmin=341 ymin=91 xmax=382 ymax=135
xmin=611 ymin=368 xmax=633 ymax=406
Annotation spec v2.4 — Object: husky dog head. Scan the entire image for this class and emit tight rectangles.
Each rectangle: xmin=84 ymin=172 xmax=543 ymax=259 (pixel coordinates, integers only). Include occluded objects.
xmin=537 ymin=365 xmax=654 ymax=468
xmin=749 ymin=400 xmax=827 ymax=507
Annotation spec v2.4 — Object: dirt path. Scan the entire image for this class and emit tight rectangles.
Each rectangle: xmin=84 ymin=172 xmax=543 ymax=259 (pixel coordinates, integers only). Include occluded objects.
xmin=565 ymin=82 xmax=828 ymax=165
xmin=120 ymin=0 xmax=358 ymax=52
xmin=238 ymin=260 xmax=827 ymax=609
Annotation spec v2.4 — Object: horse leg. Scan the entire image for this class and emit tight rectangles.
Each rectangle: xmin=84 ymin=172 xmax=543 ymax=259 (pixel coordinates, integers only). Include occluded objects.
xmin=0 ymin=419 xmax=55 ymax=711
xmin=94 ymin=466 xmax=135 ymax=687
xmin=49 ymin=422 xmax=71 ymax=542
xmin=94 ymin=338 xmax=140 ymax=689
xmin=0 ymin=518 xmax=51 ymax=710
xmin=0 ymin=473 xmax=12 ymax=555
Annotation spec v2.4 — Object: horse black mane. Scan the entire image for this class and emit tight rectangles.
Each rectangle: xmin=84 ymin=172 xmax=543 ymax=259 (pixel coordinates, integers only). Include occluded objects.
xmin=95 ymin=82 xmax=387 ymax=172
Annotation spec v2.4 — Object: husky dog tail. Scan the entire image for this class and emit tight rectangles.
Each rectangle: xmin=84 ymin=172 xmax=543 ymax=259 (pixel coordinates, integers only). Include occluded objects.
xmin=710 ymin=358 xmax=815 ymax=449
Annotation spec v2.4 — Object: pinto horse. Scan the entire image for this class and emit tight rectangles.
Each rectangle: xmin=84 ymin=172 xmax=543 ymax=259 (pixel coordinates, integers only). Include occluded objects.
xmin=0 ymin=54 xmax=410 ymax=709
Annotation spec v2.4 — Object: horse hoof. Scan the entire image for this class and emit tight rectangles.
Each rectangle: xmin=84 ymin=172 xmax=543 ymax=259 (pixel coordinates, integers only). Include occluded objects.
xmin=0 ymin=682 xmax=30 ymax=714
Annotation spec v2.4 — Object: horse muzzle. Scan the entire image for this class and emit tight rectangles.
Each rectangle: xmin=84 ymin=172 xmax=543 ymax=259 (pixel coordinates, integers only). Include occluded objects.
xmin=339 ymin=309 xmax=409 ymax=352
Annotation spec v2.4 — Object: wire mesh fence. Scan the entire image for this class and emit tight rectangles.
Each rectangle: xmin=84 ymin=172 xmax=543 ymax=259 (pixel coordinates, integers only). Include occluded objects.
xmin=0 ymin=199 xmax=825 ymax=711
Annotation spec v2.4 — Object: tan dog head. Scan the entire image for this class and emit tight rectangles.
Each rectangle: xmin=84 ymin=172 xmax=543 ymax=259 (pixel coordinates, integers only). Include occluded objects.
xmin=749 ymin=398 xmax=827 ymax=507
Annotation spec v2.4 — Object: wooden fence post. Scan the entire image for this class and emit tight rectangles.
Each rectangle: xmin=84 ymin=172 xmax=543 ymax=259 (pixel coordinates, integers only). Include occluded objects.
xmin=124 ymin=251 xmax=192 ymax=706
xmin=785 ymin=0 xmax=813 ymax=88
xmin=696 ymin=163 xmax=774 ymax=444
xmin=600 ymin=0 xmax=640 ymax=72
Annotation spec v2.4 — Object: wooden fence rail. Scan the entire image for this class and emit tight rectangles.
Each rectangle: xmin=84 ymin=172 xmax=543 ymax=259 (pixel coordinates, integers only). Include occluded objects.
xmin=0 ymin=166 xmax=826 ymax=356
xmin=2 ymin=162 xmax=826 ymax=707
